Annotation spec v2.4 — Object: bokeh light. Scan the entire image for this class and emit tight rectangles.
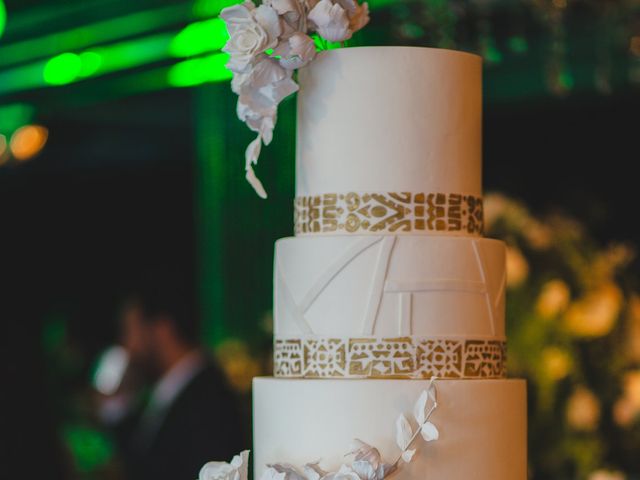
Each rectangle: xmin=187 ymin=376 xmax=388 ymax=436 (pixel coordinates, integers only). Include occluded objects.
xmin=10 ymin=125 xmax=48 ymax=161
xmin=43 ymin=52 xmax=82 ymax=85
xmin=170 ymin=18 xmax=228 ymax=58
xmin=0 ymin=0 xmax=6 ymax=40
xmin=167 ymin=52 xmax=231 ymax=87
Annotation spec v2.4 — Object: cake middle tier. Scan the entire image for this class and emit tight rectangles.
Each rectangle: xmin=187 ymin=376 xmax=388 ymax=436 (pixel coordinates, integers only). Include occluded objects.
xmin=275 ymin=235 xmax=506 ymax=339
xmin=274 ymin=235 xmax=506 ymax=379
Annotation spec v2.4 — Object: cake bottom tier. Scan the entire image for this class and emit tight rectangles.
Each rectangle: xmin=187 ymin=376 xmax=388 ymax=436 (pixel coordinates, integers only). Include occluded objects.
xmin=253 ymin=377 xmax=526 ymax=480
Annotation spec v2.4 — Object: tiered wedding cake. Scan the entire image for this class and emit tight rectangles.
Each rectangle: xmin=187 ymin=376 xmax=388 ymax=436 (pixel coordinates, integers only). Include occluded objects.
xmin=252 ymin=46 xmax=527 ymax=480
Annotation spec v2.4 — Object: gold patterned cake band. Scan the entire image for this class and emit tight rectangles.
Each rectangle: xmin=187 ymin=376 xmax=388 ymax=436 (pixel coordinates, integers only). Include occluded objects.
xmin=294 ymin=192 xmax=484 ymax=235
xmin=274 ymin=335 xmax=506 ymax=379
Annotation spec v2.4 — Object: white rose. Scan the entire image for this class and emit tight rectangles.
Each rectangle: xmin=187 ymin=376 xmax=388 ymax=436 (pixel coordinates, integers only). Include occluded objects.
xmin=199 ymin=451 xmax=250 ymax=480
xmin=308 ymin=0 xmax=351 ymax=42
xmin=275 ymin=32 xmax=317 ymax=69
xmin=221 ymin=2 xmax=282 ymax=73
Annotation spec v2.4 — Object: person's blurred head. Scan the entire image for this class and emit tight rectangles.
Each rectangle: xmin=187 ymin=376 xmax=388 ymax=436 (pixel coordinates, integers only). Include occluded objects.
xmin=119 ymin=268 xmax=199 ymax=379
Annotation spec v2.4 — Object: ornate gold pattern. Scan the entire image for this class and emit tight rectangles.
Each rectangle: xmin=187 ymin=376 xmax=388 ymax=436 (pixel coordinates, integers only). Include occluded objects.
xmin=274 ymin=336 xmax=506 ymax=379
xmin=294 ymin=192 xmax=484 ymax=235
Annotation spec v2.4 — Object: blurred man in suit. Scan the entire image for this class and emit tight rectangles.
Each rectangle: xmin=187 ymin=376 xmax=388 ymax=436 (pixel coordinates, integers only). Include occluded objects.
xmin=99 ymin=271 xmax=245 ymax=480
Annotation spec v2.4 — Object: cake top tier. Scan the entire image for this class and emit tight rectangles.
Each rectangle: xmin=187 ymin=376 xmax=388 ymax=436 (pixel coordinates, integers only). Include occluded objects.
xmin=294 ymin=47 xmax=484 ymax=237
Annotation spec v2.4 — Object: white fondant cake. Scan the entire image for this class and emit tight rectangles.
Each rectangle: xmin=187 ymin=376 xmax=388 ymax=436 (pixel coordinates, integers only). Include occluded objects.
xmin=254 ymin=378 xmax=527 ymax=480
xmin=253 ymin=46 xmax=527 ymax=480
xmin=296 ymin=47 xmax=482 ymax=198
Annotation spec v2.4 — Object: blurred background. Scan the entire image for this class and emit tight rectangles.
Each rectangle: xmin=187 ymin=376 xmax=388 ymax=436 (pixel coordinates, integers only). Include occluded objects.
xmin=1 ymin=0 xmax=639 ymax=479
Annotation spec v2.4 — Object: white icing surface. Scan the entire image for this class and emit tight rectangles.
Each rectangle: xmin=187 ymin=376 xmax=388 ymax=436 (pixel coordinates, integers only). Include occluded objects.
xmin=253 ymin=377 xmax=527 ymax=480
xmin=295 ymin=47 xmax=482 ymax=197
xmin=274 ymin=235 xmax=506 ymax=339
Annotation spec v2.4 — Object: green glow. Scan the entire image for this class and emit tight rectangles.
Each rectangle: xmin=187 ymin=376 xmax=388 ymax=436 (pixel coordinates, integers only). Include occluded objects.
xmin=559 ymin=70 xmax=575 ymax=90
xmin=37 ymin=33 xmax=171 ymax=89
xmin=43 ymin=53 xmax=82 ymax=85
xmin=78 ymin=51 xmax=102 ymax=77
xmin=170 ymin=19 xmax=229 ymax=58
xmin=508 ymin=36 xmax=529 ymax=54
xmin=0 ymin=0 xmax=6 ymax=40
xmin=90 ymin=32 xmax=172 ymax=74
xmin=64 ymin=425 xmax=113 ymax=473
xmin=0 ymin=103 xmax=34 ymax=135
xmin=167 ymin=53 xmax=232 ymax=87
xmin=0 ymin=4 xmax=191 ymax=69
xmin=193 ymin=0 xmax=236 ymax=17
xmin=0 ymin=61 xmax=47 ymax=94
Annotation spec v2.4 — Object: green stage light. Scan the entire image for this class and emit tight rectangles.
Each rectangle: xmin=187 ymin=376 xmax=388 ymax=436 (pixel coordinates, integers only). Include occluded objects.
xmin=43 ymin=52 xmax=82 ymax=85
xmin=0 ymin=0 xmax=6 ymax=40
xmin=90 ymin=32 xmax=172 ymax=73
xmin=193 ymin=0 xmax=236 ymax=18
xmin=0 ymin=3 xmax=190 ymax=69
xmin=170 ymin=18 xmax=228 ymax=58
xmin=78 ymin=51 xmax=103 ymax=77
xmin=167 ymin=52 xmax=232 ymax=87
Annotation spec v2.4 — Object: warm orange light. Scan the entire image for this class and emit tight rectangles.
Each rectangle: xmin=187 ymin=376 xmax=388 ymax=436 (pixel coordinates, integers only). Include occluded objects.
xmin=10 ymin=125 xmax=48 ymax=161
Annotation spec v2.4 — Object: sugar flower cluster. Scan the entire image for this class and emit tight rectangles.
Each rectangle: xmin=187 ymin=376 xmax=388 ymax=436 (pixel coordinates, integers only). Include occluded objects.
xmin=220 ymin=0 xmax=369 ymax=198
xmin=198 ymin=381 xmax=439 ymax=480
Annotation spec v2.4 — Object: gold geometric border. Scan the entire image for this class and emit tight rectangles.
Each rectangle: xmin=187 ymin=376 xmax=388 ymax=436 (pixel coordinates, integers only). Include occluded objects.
xmin=274 ymin=336 xmax=506 ymax=379
xmin=294 ymin=192 xmax=483 ymax=235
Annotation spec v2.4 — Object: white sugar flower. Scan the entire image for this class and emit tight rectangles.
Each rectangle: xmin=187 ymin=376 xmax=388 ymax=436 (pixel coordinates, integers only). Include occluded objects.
xmin=265 ymin=463 xmax=307 ymax=480
xmin=321 ymin=465 xmax=362 ymax=480
xmin=308 ymin=0 xmax=369 ymax=42
xmin=275 ymin=32 xmax=317 ymax=69
xmin=199 ymin=450 xmax=250 ymax=480
xmin=233 ymin=55 xmax=298 ymax=198
xmin=221 ymin=1 xmax=282 ymax=73
xmin=236 ymin=55 xmax=298 ymax=143
xmin=265 ymin=0 xmax=307 ymax=36
xmin=345 ymin=440 xmax=396 ymax=480
xmin=259 ymin=467 xmax=288 ymax=480
xmin=220 ymin=0 xmax=369 ymax=197
xmin=308 ymin=0 xmax=351 ymax=42
xmin=348 ymin=439 xmax=382 ymax=469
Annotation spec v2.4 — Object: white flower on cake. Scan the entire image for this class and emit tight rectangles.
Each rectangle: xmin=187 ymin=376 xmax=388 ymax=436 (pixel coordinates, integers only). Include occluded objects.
xmin=308 ymin=0 xmax=369 ymax=42
xmin=274 ymin=32 xmax=317 ymax=70
xmin=231 ymin=54 xmax=299 ymax=197
xmin=199 ymin=450 xmax=250 ymax=480
xmin=394 ymin=378 xmax=439 ymax=465
xmin=264 ymin=0 xmax=308 ymax=37
xmin=198 ymin=385 xmax=438 ymax=480
xmin=221 ymin=2 xmax=282 ymax=73
xmin=219 ymin=0 xmax=369 ymax=198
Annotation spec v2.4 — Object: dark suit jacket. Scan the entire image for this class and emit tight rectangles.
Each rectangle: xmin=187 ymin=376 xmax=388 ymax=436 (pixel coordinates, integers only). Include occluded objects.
xmin=114 ymin=358 xmax=246 ymax=480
